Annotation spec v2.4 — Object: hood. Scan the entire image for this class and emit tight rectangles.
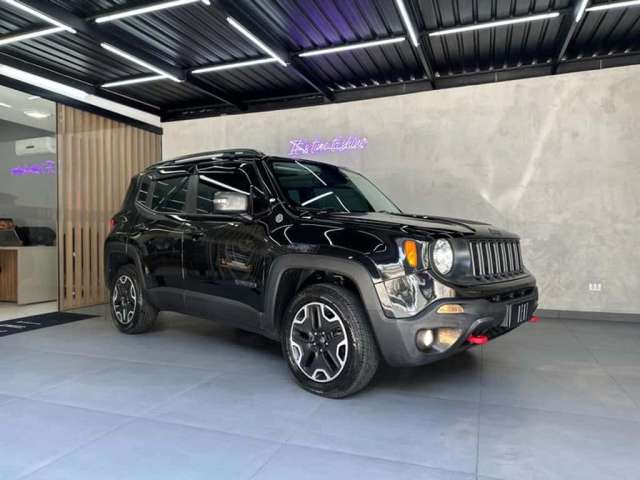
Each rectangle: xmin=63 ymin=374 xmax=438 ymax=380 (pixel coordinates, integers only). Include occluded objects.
xmin=321 ymin=211 xmax=517 ymax=238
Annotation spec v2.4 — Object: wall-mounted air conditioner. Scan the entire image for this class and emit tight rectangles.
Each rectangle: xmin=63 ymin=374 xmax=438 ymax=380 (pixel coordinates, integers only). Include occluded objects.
xmin=15 ymin=136 xmax=57 ymax=156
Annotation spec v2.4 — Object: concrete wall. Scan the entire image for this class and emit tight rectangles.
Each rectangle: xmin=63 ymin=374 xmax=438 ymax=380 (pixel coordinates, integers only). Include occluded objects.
xmin=163 ymin=65 xmax=640 ymax=315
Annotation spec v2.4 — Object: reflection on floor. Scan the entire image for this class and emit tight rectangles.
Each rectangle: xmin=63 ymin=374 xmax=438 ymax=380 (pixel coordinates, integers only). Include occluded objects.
xmin=0 ymin=301 xmax=58 ymax=322
xmin=0 ymin=305 xmax=638 ymax=479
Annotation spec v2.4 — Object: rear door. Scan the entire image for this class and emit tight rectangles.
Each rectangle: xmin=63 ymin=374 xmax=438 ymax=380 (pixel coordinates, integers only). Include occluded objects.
xmin=130 ymin=171 xmax=191 ymax=311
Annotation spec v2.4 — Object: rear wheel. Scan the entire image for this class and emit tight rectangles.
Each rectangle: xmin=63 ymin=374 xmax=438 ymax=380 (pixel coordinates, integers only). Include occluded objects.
xmin=109 ymin=264 xmax=157 ymax=334
xmin=282 ymin=283 xmax=379 ymax=398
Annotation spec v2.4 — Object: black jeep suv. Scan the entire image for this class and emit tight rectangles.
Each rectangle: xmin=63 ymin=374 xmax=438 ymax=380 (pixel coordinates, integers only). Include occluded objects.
xmin=105 ymin=149 xmax=538 ymax=398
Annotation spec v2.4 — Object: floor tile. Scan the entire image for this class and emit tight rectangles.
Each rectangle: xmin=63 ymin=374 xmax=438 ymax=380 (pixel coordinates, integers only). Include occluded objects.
xmin=478 ymin=404 xmax=640 ymax=480
xmin=375 ymin=351 xmax=482 ymax=402
xmin=4 ymin=314 xmax=286 ymax=376
xmin=563 ymin=319 xmax=640 ymax=336
xmin=286 ymin=392 xmax=478 ymax=474
xmin=481 ymin=365 xmax=639 ymax=420
xmin=149 ymin=372 xmax=326 ymax=442
xmin=25 ymin=419 xmax=280 ymax=480
xmin=572 ymin=329 xmax=640 ymax=354
xmin=0 ymin=350 xmax=123 ymax=397
xmin=588 ymin=348 xmax=640 ymax=378
xmin=33 ymin=362 xmax=218 ymax=416
xmin=252 ymin=444 xmax=475 ymax=480
xmin=481 ymin=340 xmax=601 ymax=373
xmin=0 ymin=399 xmax=128 ymax=480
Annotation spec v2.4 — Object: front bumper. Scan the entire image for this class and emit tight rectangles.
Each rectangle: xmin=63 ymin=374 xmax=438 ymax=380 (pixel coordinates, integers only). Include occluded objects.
xmin=367 ymin=286 xmax=538 ymax=367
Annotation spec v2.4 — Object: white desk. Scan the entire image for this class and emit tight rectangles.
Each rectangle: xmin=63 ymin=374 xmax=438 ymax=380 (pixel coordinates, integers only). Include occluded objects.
xmin=0 ymin=246 xmax=57 ymax=304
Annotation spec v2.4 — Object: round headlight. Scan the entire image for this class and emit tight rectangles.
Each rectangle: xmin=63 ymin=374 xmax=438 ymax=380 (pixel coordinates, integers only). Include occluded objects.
xmin=432 ymin=239 xmax=454 ymax=274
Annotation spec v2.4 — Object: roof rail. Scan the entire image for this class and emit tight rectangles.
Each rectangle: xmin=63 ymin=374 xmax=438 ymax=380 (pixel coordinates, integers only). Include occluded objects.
xmin=149 ymin=149 xmax=265 ymax=169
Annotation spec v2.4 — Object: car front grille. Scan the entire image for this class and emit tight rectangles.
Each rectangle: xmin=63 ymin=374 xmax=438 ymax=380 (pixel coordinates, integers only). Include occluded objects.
xmin=469 ymin=239 xmax=523 ymax=279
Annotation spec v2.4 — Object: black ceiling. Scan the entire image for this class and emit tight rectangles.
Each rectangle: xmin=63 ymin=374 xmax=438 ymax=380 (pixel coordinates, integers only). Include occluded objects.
xmin=0 ymin=0 xmax=638 ymax=123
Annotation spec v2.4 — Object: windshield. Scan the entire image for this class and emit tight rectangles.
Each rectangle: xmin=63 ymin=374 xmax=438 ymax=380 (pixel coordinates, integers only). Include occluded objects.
xmin=269 ymin=160 xmax=401 ymax=213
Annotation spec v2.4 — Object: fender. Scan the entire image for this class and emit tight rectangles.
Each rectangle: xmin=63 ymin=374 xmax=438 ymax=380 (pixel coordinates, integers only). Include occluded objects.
xmin=104 ymin=241 xmax=148 ymax=290
xmin=262 ymin=253 xmax=386 ymax=338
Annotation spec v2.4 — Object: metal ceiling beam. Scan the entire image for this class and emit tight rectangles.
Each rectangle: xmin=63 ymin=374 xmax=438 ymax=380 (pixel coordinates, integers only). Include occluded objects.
xmin=4 ymin=0 xmax=243 ymax=108
xmin=402 ymin=0 xmax=436 ymax=88
xmin=553 ymin=1 xmax=589 ymax=73
xmin=211 ymin=0 xmax=334 ymax=101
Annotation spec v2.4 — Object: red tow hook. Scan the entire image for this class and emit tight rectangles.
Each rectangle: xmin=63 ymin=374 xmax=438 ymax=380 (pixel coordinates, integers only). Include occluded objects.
xmin=529 ymin=315 xmax=541 ymax=323
xmin=467 ymin=335 xmax=489 ymax=345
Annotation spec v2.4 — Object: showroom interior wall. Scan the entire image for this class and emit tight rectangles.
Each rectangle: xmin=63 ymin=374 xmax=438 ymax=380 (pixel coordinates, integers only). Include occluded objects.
xmin=57 ymin=104 xmax=161 ymax=311
xmin=163 ymin=64 xmax=640 ymax=317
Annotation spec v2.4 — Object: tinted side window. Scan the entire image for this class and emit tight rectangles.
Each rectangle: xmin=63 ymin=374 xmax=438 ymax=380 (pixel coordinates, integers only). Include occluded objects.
xmin=151 ymin=176 xmax=189 ymax=213
xmin=137 ymin=176 xmax=151 ymax=205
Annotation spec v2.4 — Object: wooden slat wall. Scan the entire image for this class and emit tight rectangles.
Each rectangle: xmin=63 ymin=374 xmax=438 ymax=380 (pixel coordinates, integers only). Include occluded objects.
xmin=57 ymin=105 xmax=161 ymax=310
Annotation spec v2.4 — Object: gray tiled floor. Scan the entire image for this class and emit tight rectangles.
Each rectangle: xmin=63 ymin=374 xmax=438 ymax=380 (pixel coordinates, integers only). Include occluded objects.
xmin=1 ymin=305 xmax=639 ymax=480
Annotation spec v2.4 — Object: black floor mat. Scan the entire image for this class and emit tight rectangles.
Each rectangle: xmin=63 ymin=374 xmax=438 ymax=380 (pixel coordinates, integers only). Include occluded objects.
xmin=0 ymin=312 xmax=98 ymax=338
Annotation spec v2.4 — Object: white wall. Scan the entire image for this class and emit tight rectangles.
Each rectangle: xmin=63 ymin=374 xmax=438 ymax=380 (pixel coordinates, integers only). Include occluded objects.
xmin=163 ymin=65 xmax=640 ymax=315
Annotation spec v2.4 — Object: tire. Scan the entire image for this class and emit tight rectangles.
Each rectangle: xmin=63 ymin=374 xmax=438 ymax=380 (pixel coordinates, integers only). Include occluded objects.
xmin=281 ymin=283 xmax=379 ymax=398
xmin=109 ymin=264 xmax=157 ymax=334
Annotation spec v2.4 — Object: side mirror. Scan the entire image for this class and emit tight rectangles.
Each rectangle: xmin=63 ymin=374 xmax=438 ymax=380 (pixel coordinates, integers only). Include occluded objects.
xmin=212 ymin=191 xmax=249 ymax=213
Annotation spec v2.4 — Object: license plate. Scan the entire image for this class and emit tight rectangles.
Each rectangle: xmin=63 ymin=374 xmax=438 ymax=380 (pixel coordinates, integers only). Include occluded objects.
xmin=502 ymin=302 xmax=530 ymax=328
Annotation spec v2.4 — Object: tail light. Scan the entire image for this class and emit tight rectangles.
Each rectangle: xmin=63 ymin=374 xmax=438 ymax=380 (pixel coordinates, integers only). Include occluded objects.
xmin=109 ymin=217 xmax=117 ymax=232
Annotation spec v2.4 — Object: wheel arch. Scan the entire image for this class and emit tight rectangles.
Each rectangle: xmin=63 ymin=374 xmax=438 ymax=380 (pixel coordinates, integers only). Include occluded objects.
xmin=104 ymin=242 xmax=147 ymax=291
xmin=263 ymin=254 xmax=384 ymax=338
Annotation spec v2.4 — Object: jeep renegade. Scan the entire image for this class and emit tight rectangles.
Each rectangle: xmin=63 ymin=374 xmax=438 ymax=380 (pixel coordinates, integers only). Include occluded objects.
xmin=105 ymin=149 xmax=538 ymax=398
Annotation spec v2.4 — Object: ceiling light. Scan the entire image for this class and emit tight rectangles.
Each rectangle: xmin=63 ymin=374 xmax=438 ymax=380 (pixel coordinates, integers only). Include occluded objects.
xmin=395 ymin=0 xmax=420 ymax=47
xmin=0 ymin=26 xmax=65 ymax=46
xmin=28 ymin=95 xmax=40 ymax=100
xmin=192 ymin=57 xmax=277 ymax=74
xmin=3 ymin=0 xmax=76 ymax=33
xmin=299 ymin=37 xmax=406 ymax=57
xmin=95 ymin=0 xmax=210 ymax=24
xmin=226 ymin=17 xmax=287 ymax=67
xmin=0 ymin=64 xmax=88 ymax=100
xmin=429 ymin=12 xmax=561 ymax=36
xmin=102 ymin=75 xmax=166 ymax=88
xmin=24 ymin=110 xmax=51 ymax=119
xmin=100 ymin=43 xmax=181 ymax=82
xmin=575 ymin=0 xmax=590 ymax=22
xmin=587 ymin=0 xmax=640 ymax=12
xmin=0 ymin=101 xmax=12 ymax=108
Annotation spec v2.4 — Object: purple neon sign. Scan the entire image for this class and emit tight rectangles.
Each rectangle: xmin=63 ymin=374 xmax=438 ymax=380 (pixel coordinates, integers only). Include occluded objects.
xmin=288 ymin=135 xmax=368 ymax=156
xmin=9 ymin=160 xmax=56 ymax=177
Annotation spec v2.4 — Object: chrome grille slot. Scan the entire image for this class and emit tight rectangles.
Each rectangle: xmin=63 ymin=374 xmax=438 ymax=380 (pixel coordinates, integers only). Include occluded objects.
xmin=469 ymin=239 xmax=523 ymax=280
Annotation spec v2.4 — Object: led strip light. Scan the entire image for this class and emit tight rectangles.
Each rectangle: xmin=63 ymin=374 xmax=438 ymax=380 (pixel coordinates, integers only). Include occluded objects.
xmin=429 ymin=12 xmax=561 ymax=37
xmin=95 ymin=0 xmax=210 ymax=24
xmin=299 ymin=37 xmax=406 ymax=57
xmin=101 ymin=43 xmax=181 ymax=82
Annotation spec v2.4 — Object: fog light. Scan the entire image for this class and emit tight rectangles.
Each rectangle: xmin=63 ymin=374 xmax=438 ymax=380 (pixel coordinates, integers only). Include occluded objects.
xmin=435 ymin=327 xmax=463 ymax=348
xmin=437 ymin=304 xmax=464 ymax=314
xmin=416 ymin=329 xmax=434 ymax=350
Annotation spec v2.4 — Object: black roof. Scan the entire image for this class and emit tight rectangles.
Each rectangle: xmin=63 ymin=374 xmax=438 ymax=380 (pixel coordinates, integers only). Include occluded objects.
xmin=1 ymin=0 xmax=638 ymax=123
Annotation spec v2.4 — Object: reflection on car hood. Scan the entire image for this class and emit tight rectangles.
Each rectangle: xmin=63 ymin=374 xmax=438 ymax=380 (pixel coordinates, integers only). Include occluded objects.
xmin=321 ymin=211 xmax=516 ymax=238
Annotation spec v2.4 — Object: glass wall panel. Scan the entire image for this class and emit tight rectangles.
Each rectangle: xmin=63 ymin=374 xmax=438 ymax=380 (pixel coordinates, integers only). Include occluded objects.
xmin=0 ymin=85 xmax=58 ymax=320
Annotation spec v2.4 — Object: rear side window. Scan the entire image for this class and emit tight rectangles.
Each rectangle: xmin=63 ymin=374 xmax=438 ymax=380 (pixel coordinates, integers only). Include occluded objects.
xmin=151 ymin=176 xmax=189 ymax=213
xmin=136 ymin=176 xmax=151 ymax=205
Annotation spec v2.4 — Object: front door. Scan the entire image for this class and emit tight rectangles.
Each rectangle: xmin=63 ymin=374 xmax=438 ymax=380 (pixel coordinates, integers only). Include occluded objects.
xmin=182 ymin=161 xmax=271 ymax=331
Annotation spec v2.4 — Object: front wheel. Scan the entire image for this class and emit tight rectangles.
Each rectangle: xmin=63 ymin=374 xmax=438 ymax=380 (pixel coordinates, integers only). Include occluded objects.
xmin=282 ymin=283 xmax=379 ymax=398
